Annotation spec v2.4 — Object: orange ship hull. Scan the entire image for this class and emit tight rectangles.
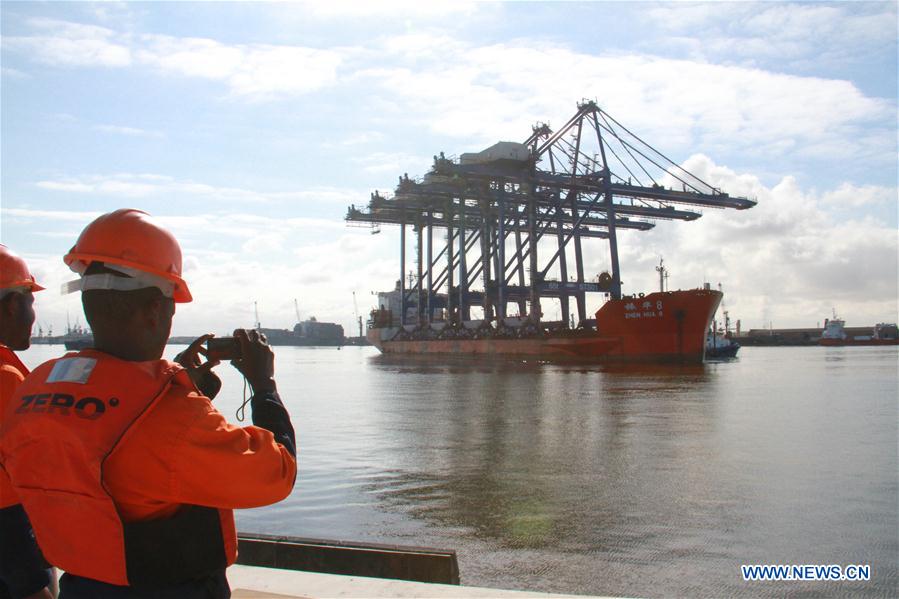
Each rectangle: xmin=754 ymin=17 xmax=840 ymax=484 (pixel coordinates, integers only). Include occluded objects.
xmin=368 ymin=289 xmax=722 ymax=363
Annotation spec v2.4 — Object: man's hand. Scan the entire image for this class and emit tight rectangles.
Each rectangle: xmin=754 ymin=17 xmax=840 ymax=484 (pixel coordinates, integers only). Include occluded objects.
xmin=174 ymin=333 xmax=222 ymax=399
xmin=232 ymin=329 xmax=276 ymax=394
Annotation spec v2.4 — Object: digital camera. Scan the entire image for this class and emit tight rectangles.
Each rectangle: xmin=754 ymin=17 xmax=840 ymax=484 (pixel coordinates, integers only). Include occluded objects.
xmin=206 ymin=337 xmax=241 ymax=361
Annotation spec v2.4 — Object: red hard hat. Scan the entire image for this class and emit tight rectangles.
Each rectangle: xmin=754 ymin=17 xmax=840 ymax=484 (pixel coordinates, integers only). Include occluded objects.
xmin=0 ymin=244 xmax=45 ymax=292
xmin=63 ymin=209 xmax=192 ymax=302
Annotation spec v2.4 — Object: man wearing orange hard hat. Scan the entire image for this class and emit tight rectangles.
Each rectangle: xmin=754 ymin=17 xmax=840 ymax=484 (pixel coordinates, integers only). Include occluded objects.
xmin=0 ymin=245 xmax=55 ymax=599
xmin=0 ymin=210 xmax=297 ymax=598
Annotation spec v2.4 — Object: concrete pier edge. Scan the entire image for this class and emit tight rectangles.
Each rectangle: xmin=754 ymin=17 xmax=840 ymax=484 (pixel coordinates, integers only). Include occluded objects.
xmin=228 ymin=564 xmax=612 ymax=598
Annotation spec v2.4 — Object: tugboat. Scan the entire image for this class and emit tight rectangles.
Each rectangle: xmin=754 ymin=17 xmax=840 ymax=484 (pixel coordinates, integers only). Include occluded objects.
xmin=706 ymin=309 xmax=740 ymax=359
xmin=705 ymin=285 xmax=740 ymax=359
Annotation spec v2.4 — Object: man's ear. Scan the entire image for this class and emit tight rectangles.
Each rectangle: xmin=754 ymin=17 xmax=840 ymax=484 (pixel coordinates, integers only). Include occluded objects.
xmin=0 ymin=294 xmax=18 ymax=320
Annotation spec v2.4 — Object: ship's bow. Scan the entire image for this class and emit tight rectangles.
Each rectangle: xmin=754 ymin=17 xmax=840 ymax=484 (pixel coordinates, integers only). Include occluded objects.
xmin=595 ymin=289 xmax=722 ymax=362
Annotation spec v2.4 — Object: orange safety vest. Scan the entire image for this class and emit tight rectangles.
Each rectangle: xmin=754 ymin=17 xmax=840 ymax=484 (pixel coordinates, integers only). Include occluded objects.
xmin=0 ymin=353 xmax=237 ymax=586
xmin=0 ymin=344 xmax=29 ymax=509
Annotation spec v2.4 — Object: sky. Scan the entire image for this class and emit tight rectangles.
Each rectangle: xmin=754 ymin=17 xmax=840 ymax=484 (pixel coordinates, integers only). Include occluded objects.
xmin=1 ymin=0 xmax=896 ymax=337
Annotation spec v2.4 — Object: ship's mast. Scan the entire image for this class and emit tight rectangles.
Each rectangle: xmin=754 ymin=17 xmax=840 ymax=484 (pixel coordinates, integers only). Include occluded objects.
xmin=655 ymin=258 xmax=668 ymax=293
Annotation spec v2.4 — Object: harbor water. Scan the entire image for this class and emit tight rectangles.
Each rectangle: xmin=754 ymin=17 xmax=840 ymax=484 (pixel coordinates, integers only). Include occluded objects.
xmin=19 ymin=344 xmax=898 ymax=598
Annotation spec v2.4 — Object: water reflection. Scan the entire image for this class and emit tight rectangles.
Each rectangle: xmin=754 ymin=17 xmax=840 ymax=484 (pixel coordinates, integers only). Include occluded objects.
xmin=351 ymin=349 xmax=897 ymax=596
xmin=366 ymin=358 xmax=723 ymax=557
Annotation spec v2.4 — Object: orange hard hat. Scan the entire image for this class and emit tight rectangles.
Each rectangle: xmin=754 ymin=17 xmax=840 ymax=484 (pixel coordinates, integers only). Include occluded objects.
xmin=63 ymin=209 xmax=192 ymax=302
xmin=0 ymin=244 xmax=45 ymax=293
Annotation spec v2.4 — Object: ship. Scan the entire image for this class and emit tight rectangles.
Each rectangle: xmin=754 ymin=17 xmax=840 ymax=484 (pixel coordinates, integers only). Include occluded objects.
xmin=347 ymin=101 xmax=756 ymax=363
xmin=705 ymin=323 xmax=740 ymax=359
xmin=818 ymin=312 xmax=899 ymax=346
xmin=705 ymin=289 xmax=740 ymax=359
xmin=30 ymin=323 xmax=92 ymax=350
xmin=369 ymin=287 xmax=721 ymax=362
xmin=252 ymin=300 xmax=345 ymax=347
xmin=63 ymin=334 xmax=93 ymax=351
xmin=260 ymin=317 xmax=345 ymax=347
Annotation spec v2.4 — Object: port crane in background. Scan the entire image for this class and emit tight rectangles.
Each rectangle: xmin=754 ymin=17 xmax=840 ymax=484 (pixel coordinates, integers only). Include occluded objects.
xmin=346 ymin=100 xmax=755 ymax=330
xmin=352 ymin=292 xmax=363 ymax=338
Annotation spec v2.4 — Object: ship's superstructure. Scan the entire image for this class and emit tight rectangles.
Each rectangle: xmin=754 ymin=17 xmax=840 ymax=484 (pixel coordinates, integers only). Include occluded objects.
xmin=347 ymin=101 xmax=756 ymax=361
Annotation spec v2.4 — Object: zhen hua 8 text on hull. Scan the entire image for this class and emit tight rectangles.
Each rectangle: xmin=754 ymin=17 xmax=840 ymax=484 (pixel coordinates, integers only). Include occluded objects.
xmin=348 ymin=100 xmax=755 ymax=363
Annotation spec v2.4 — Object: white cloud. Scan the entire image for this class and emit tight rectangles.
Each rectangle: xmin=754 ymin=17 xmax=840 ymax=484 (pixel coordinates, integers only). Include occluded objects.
xmin=136 ymin=34 xmax=341 ymax=100
xmin=3 ymin=18 xmax=131 ymax=67
xmin=645 ymin=3 xmax=896 ymax=68
xmin=616 ymin=155 xmax=898 ymax=329
xmin=1 ymin=67 xmax=29 ymax=78
xmin=2 ymin=207 xmax=103 ymax=222
xmin=5 ymin=20 xmax=341 ymax=99
xmin=6 ymin=14 xmax=892 ymax=173
xmin=89 ymin=1 xmax=146 ymax=26
xmin=380 ymin=32 xmax=467 ymax=60
xmin=36 ymin=175 xmax=169 ymax=198
xmin=353 ymin=152 xmax=429 ymax=174
xmin=299 ymin=0 xmax=481 ymax=20
xmin=34 ymin=181 xmax=96 ymax=194
xmin=820 ymin=183 xmax=897 ymax=208
xmin=3 ymin=207 xmax=345 ymax=263
xmin=348 ymin=39 xmax=894 ymax=171
xmin=325 ymin=131 xmax=385 ymax=147
xmin=28 ymin=17 xmax=119 ymax=39
xmin=94 ymin=124 xmax=165 ymax=138
xmin=136 ymin=35 xmax=242 ymax=79
xmin=34 ymin=174 xmax=364 ymax=206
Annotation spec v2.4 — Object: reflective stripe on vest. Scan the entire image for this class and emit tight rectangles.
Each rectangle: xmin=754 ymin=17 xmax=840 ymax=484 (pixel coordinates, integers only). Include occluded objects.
xmin=0 ymin=352 xmax=233 ymax=586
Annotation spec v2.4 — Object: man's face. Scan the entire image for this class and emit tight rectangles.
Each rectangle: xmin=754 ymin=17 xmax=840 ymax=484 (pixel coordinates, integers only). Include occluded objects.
xmin=1 ymin=291 xmax=36 ymax=351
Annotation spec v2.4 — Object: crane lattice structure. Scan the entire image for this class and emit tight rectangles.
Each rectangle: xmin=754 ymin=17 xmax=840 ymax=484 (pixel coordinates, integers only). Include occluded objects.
xmin=346 ymin=100 xmax=755 ymax=328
